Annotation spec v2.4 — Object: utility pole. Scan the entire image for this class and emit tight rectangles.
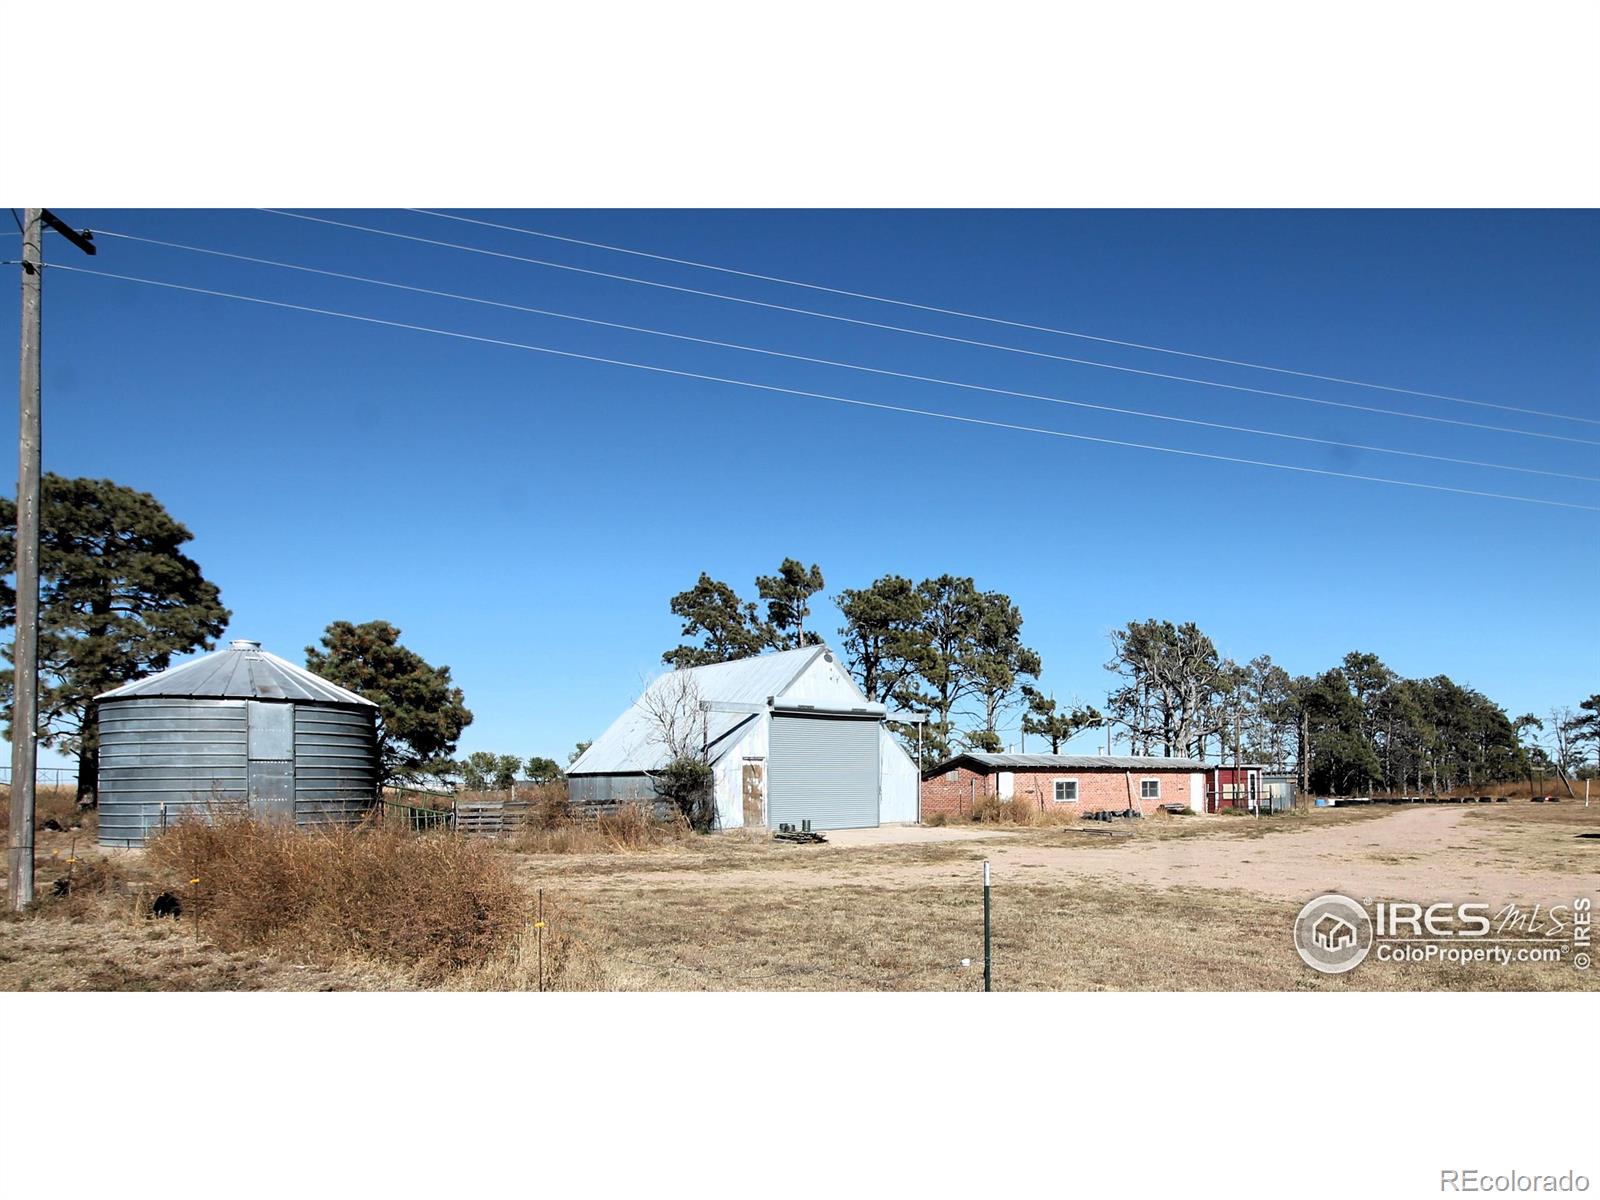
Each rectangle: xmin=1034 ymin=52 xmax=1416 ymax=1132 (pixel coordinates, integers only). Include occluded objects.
xmin=1236 ymin=711 xmax=1248 ymax=817
xmin=8 ymin=209 xmax=94 ymax=912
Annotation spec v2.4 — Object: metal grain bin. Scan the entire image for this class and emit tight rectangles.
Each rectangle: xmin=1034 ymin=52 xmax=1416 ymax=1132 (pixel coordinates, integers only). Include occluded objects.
xmin=94 ymin=639 xmax=379 ymax=847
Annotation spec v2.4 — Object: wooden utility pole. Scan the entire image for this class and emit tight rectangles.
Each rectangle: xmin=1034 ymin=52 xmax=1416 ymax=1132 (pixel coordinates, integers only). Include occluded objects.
xmin=8 ymin=208 xmax=94 ymax=911
xmin=1236 ymin=711 xmax=1248 ymax=817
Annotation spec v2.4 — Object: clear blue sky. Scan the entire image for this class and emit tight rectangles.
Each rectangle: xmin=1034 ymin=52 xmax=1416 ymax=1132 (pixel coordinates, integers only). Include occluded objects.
xmin=4 ymin=209 xmax=1597 ymax=769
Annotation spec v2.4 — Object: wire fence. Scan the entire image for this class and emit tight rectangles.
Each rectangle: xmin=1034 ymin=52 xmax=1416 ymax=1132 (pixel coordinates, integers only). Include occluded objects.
xmin=0 ymin=766 xmax=78 ymax=791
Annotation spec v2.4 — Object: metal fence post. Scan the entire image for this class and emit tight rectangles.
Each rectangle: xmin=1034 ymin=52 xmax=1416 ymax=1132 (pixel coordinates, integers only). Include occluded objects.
xmin=982 ymin=860 xmax=992 ymax=993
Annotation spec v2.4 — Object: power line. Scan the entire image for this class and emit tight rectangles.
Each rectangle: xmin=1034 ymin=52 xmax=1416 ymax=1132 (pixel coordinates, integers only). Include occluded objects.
xmin=407 ymin=207 xmax=1600 ymax=430
xmin=47 ymin=263 xmax=1600 ymax=514
xmin=91 ymin=227 xmax=1600 ymax=485
xmin=259 ymin=209 xmax=1600 ymax=450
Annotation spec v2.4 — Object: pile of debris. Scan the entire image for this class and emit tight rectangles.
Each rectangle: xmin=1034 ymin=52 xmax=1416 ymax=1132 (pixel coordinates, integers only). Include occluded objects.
xmin=774 ymin=821 xmax=827 ymax=845
xmin=1084 ymin=808 xmax=1143 ymax=823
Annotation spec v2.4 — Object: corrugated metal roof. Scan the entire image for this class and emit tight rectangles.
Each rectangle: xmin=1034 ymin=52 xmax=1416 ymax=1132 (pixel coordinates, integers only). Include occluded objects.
xmin=95 ymin=639 xmax=376 ymax=707
xmin=569 ymin=646 xmax=832 ymax=775
xmin=933 ymin=752 xmax=1209 ymax=772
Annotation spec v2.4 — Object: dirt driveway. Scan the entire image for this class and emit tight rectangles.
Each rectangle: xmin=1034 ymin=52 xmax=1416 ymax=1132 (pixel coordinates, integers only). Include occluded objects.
xmin=549 ymin=807 xmax=1598 ymax=907
xmin=984 ymin=807 xmax=1596 ymax=906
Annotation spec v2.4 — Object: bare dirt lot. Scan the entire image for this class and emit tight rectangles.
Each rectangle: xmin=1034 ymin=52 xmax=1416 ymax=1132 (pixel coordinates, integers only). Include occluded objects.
xmin=3 ymin=802 xmax=1596 ymax=991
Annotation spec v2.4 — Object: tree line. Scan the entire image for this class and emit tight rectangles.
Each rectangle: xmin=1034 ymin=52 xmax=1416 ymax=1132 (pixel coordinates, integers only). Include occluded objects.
xmin=1103 ymin=620 xmax=1597 ymax=793
xmin=663 ymin=561 xmax=1083 ymax=766
xmin=662 ymin=564 xmax=1598 ymax=791
xmin=7 ymin=479 xmax=1590 ymax=803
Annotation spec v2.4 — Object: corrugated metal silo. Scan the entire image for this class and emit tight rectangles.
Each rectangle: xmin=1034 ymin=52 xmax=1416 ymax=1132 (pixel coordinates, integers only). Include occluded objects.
xmin=94 ymin=639 xmax=380 ymax=847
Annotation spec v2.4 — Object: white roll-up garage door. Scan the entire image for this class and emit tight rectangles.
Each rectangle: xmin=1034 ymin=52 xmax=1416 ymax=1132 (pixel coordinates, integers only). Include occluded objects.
xmin=767 ymin=711 xmax=881 ymax=830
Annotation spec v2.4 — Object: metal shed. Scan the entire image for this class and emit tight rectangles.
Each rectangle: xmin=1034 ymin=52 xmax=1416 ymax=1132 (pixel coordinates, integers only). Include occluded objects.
xmin=568 ymin=645 xmax=919 ymax=830
xmin=94 ymin=639 xmax=380 ymax=847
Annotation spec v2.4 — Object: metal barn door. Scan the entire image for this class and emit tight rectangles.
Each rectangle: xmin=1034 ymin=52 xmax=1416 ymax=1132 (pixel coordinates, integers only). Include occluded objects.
xmin=247 ymin=701 xmax=296 ymax=824
xmin=767 ymin=713 xmax=880 ymax=830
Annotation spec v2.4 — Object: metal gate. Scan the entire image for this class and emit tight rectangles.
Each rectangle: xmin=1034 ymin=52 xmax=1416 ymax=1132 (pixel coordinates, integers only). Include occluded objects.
xmin=767 ymin=712 xmax=880 ymax=830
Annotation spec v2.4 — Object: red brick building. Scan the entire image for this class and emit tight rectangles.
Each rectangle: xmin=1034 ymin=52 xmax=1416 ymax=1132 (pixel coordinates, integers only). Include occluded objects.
xmin=921 ymin=753 xmax=1210 ymax=818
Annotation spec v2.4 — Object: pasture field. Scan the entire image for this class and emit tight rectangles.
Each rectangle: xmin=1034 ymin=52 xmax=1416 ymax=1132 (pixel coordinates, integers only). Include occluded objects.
xmin=2 ymin=799 xmax=1595 ymax=991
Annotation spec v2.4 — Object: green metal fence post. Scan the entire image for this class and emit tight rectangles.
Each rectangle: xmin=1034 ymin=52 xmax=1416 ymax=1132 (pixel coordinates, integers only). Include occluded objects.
xmin=983 ymin=859 xmax=992 ymax=993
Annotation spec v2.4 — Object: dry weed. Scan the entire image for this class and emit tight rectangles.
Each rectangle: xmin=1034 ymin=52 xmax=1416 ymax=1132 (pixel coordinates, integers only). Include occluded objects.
xmin=509 ymin=797 xmax=690 ymax=854
xmin=145 ymin=815 xmax=527 ymax=983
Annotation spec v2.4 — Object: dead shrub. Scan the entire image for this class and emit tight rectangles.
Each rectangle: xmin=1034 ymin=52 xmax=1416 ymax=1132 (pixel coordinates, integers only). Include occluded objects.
xmin=530 ymin=783 xmax=574 ymax=827
xmin=969 ymin=796 xmax=1038 ymax=825
xmin=453 ymin=889 xmax=609 ymax=991
xmin=509 ymin=795 xmax=690 ymax=854
xmin=145 ymin=814 xmax=527 ymax=983
xmin=597 ymin=802 xmax=689 ymax=849
xmin=935 ymin=796 xmax=1083 ymax=828
xmin=32 ymin=852 xmax=136 ymax=922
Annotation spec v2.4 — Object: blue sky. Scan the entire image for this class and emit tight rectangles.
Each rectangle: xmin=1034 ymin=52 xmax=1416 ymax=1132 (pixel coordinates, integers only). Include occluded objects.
xmin=4 ymin=209 xmax=1597 ymax=769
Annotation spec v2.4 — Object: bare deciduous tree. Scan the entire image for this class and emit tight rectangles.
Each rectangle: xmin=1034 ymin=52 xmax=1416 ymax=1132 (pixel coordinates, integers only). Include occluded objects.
xmin=638 ymin=669 xmax=708 ymax=761
xmin=637 ymin=670 xmax=716 ymax=829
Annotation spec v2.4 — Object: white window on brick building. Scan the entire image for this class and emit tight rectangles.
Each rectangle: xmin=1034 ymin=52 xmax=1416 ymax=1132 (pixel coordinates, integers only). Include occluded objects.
xmin=1054 ymin=779 xmax=1078 ymax=802
xmin=1140 ymin=779 xmax=1161 ymax=800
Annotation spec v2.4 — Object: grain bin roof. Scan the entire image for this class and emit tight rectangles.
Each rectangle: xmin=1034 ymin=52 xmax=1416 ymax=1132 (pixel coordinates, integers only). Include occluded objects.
xmin=931 ymin=752 xmax=1209 ymax=772
xmin=570 ymin=645 xmax=835 ymax=776
xmin=95 ymin=639 xmax=377 ymax=707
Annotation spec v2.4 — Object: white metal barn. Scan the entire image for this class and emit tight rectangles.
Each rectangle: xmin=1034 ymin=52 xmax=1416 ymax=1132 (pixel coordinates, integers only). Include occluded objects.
xmin=567 ymin=645 xmax=919 ymax=830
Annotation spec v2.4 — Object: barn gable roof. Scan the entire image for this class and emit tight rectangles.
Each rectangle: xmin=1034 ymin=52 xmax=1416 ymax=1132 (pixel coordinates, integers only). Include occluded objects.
xmin=569 ymin=645 xmax=855 ymax=776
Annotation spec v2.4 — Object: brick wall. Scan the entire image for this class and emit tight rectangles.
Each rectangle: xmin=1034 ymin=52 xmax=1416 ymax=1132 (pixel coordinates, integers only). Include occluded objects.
xmin=921 ymin=766 xmax=1198 ymax=817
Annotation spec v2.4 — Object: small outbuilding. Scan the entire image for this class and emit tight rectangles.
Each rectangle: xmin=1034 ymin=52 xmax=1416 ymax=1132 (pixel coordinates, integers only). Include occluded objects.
xmin=921 ymin=752 xmax=1211 ymax=817
xmin=567 ymin=645 xmax=919 ymax=830
xmin=95 ymin=639 xmax=380 ymax=847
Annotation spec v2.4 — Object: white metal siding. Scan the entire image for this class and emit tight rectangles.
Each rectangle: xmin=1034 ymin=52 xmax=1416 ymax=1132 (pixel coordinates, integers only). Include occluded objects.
xmin=768 ymin=713 xmax=880 ymax=830
xmin=712 ymin=718 xmax=767 ymax=829
xmin=878 ymin=727 xmax=919 ymax=823
xmin=777 ymin=651 xmax=865 ymax=704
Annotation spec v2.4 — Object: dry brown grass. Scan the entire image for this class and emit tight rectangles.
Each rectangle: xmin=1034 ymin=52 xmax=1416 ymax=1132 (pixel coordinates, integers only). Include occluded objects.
xmin=974 ymin=796 xmax=1067 ymax=825
xmin=144 ymin=815 xmax=528 ymax=983
xmin=0 ymin=784 xmax=92 ymax=835
xmin=507 ymin=795 xmax=692 ymax=854
xmin=930 ymin=799 xmax=1391 ymax=843
xmin=1461 ymin=800 xmax=1600 ymax=876
xmin=536 ymin=876 xmax=1595 ymax=992
xmin=1372 ymin=779 xmax=1595 ymax=802
xmin=4 ymin=798 xmax=1593 ymax=992
xmin=0 ymin=911 xmax=410 ymax=991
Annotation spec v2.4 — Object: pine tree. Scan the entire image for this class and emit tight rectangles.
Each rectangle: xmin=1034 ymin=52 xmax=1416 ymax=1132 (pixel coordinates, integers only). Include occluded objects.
xmin=755 ymin=558 xmax=825 ymax=650
xmin=0 ymin=475 xmax=230 ymax=803
xmin=306 ymin=620 xmax=472 ymax=785
xmin=661 ymin=573 xmax=771 ymax=668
